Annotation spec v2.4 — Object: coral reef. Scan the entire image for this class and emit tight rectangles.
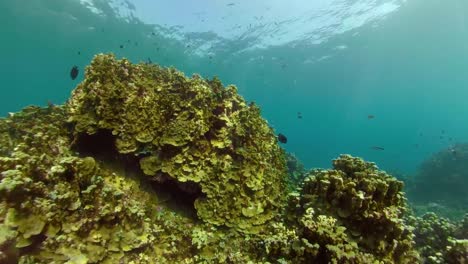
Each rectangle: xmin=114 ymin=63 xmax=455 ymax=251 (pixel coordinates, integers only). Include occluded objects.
xmin=407 ymin=143 xmax=468 ymax=219
xmin=0 ymin=106 xmax=197 ymax=263
xmin=289 ymin=155 xmax=420 ymax=263
xmin=2 ymin=54 xmax=465 ymax=263
xmin=409 ymin=212 xmax=468 ymax=263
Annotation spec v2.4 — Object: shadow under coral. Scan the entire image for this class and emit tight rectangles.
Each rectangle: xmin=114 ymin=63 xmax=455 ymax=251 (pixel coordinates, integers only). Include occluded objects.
xmin=72 ymin=129 xmax=202 ymax=220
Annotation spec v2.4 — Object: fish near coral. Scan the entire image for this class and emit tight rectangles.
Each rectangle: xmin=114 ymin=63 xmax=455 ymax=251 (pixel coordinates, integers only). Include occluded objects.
xmin=278 ymin=133 xmax=287 ymax=144
xmin=70 ymin=65 xmax=79 ymax=80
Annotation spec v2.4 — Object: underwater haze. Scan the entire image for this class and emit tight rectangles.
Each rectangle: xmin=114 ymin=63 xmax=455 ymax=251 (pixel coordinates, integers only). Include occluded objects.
xmin=2 ymin=0 xmax=468 ymax=180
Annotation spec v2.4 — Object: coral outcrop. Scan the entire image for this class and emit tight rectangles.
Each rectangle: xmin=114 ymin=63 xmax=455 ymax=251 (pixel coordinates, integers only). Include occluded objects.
xmin=287 ymin=155 xmax=420 ymax=263
xmin=66 ymin=54 xmax=287 ymax=233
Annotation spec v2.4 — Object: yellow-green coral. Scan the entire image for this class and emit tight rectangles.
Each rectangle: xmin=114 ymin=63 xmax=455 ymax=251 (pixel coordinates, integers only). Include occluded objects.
xmin=0 ymin=106 xmax=195 ymax=263
xmin=292 ymin=155 xmax=420 ymax=263
xmin=67 ymin=53 xmax=287 ymax=233
xmin=410 ymin=212 xmax=468 ymax=264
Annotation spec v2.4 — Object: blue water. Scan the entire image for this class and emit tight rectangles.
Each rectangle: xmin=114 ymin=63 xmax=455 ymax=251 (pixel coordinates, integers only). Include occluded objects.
xmin=1 ymin=0 xmax=468 ymax=176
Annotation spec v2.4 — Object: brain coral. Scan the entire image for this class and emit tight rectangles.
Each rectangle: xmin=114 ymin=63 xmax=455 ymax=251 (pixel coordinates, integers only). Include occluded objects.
xmin=66 ymin=54 xmax=287 ymax=233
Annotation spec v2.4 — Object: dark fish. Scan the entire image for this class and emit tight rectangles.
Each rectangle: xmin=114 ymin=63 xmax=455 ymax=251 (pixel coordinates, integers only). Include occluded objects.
xmin=147 ymin=57 xmax=152 ymax=64
xmin=277 ymin=133 xmax=287 ymax=144
xmin=367 ymin=115 xmax=375 ymax=119
xmin=227 ymin=3 xmax=235 ymax=6
xmin=77 ymin=51 xmax=81 ymax=55
xmin=120 ymin=44 xmax=124 ymax=49
xmin=70 ymin=65 xmax=79 ymax=80
xmin=297 ymin=112 xmax=302 ymax=119
xmin=371 ymin=146 xmax=384 ymax=151
xmin=152 ymin=32 xmax=155 ymax=36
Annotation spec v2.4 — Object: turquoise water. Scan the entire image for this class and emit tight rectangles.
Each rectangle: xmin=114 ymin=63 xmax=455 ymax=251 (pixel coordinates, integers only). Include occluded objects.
xmin=1 ymin=0 xmax=468 ymax=176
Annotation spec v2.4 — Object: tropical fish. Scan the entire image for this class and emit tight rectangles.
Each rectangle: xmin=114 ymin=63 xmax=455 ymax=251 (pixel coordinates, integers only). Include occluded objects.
xmin=277 ymin=133 xmax=287 ymax=144
xmin=70 ymin=66 xmax=79 ymax=80
xmin=370 ymin=146 xmax=384 ymax=151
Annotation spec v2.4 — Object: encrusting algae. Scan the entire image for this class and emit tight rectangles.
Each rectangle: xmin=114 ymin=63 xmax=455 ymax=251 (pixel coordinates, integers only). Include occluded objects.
xmin=0 ymin=54 xmax=466 ymax=263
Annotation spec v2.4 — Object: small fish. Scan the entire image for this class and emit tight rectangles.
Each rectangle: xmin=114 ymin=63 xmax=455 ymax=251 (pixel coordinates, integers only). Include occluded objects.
xmin=441 ymin=130 xmax=445 ymax=134
xmin=277 ymin=133 xmax=287 ymax=144
xmin=77 ymin=51 xmax=81 ymax=55
xmin=367 ymin=115 xmax=375 ymax=119
xmin=147 ymin=57 xmax=152 ymax=64
xmin=227 ymin=3 xmax=235 ymax=6
xmin=70 ymin=65 xmax=79 ymax=80
xmin=120 ymin=44 xmax=124 ymax=49
xmin=297 ymin=112 xmax=302 ymax=119
xmin=151 ymin=32 xmax=155 ymax=36
xmin=371 ymin=146 xmax=384 ymax=151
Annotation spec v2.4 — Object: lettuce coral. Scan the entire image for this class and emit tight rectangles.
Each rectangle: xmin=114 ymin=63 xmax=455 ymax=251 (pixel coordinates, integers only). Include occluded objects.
xmin=67 ymin=54 xmax=287 ymax=233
